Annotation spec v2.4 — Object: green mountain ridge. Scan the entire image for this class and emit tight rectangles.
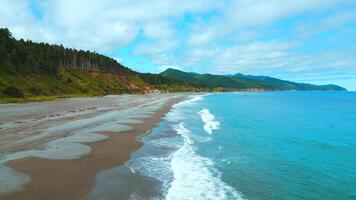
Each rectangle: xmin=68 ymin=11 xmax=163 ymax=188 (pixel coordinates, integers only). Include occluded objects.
xmin=160 ymin=68 xmax=346 ymax=91
xmin=0 ymin=27 xmax=346 ymax=103
xmin=227 ymin=73 xmax=346 ymax=91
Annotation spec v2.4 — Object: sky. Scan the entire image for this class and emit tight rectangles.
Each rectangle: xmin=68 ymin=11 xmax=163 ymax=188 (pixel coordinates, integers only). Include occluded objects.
xmin=0 ymin=0 xmax=355 ymax=90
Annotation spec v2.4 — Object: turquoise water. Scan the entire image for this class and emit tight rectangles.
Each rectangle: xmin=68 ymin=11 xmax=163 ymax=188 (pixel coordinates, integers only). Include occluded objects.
xmin=164 ymin=92 xmax=356 ymax=199
xmin=190 ymin=92 xmax=356 ymax=199
xmin=90 ymin=92 xmax=356 ymax=199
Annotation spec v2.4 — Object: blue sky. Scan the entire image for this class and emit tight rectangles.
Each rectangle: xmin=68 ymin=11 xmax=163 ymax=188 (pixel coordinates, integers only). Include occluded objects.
xmin=1 ymin=0 xmax=355 ymax=90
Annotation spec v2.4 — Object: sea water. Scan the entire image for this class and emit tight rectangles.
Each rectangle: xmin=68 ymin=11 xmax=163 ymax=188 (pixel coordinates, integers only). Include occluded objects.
xmin=89 ymin=92 xmax=356 ymax=200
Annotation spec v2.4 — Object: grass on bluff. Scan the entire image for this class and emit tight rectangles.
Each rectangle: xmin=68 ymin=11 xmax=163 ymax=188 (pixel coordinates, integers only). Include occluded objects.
xmin=0 ymin=67 xmax=145 ymax=103
xmin=0 ymin=67 xmax=198 ymax=103
xmin=0 ymin=95 xmax=82 ymax=103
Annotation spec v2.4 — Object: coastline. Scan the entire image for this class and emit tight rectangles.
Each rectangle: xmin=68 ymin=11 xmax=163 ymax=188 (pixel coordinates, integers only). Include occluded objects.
xmin=0 ymin=94 xmax=184 ymax=200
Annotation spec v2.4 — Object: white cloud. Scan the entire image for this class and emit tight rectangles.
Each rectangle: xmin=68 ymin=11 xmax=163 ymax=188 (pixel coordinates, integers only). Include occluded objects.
xmin=134 ymin=39 xmax=179 ymax=55
xmin=143 ymin=21 xmax=174 ymax=39
xmin=0 ymin=0 xmax=218 ymax=51
xmin=187 ymin=0 xmax=345 ymax=46
xmin=148 ymin=40 xmax=356 ymax=80
xmin=225 ymin=0 xmax=340 ymax=28
xmin=293 ymin=8 xmax=356 ymax=38
xmin=0 ymin=0 xmax=354 ymax=88
xmin=0 ymin=0 xmax=53 ymax=42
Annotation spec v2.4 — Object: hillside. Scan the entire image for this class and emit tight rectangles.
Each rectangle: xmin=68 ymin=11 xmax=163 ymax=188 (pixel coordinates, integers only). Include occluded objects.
xmin=0 ymin=28 xmax=195 ymax=102
xmin=0 ymin=27 xmax=346 ymax=103
xmin=160 ymin=68 xmax=346 ymax=91
xmin=228 ymin=73 xmax=346 ymax=91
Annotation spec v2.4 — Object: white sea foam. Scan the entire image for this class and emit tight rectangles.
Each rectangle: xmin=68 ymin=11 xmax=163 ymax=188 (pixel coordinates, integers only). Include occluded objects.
xmin=0 ymin=165 xmax=30 ymax=195
xmin=166 ymin=123 xmax=242 ymax=200
xmin=166 ymin=94 xmax=206 ymax=123
xmin=87 ymin=95 xmax=241 ymax=200
xmin=198 ymin=108 xmax=221 ymax=134
xmin=174 ymin=94 xmax=205 ymax=108
xmin=186 ymin=95 xmax=204 ymax=103
xmin=126 ymin=156 xmax=171 ymax=183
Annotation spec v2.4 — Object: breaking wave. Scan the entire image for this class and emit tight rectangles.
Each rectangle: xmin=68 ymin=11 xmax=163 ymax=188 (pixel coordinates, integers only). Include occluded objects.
xmin=198 ymin=108 xmax=221 ymax=134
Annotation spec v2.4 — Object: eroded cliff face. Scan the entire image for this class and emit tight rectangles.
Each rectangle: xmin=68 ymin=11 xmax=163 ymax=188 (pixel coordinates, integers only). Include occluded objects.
xmin=245 ymin=88 xmax=265 ymax=92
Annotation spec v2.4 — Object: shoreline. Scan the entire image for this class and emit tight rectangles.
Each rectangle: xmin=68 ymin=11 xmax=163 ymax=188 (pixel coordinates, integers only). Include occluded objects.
xmin=0 ymin=95 xmax=184 ymax=200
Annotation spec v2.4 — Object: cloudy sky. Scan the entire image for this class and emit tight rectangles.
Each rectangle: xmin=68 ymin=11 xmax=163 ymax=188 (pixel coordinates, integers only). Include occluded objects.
xmin=1 ymin=0 xmax=355 ymax=90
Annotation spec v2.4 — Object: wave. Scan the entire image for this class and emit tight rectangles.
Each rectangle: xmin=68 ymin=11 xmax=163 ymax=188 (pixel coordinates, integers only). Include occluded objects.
xmin=172 ymin=94 xmax=206 ymax=109
xmin=121 ymin=94 xmax=242 ymax=200
xmin=198 ymin=108 xmax=221 ymax=134
xmin=165 ymin=94 xmax=206 ymax=123
xmin=166 ymin=123 xmax=242 ymax=200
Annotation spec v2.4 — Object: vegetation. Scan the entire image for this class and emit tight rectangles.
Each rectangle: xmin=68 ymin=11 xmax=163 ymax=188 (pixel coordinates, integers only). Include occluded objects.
xmin=160 ymin=68 xmax=346 ymax=91
xmin=229 ymin=73 xmax=346 ymax=91
xmin=0 ymin=28 xmax=197 ymax=102
xmin=0 ymin=27 xmax=346 ymax=103
xmin=0 ymin=28 xmax=134 ymax=75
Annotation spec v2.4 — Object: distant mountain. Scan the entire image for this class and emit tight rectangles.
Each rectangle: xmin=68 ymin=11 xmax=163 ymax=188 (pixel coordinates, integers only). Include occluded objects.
xmin=160 ymin=68 xmax=346 ymax=91
xmin=0 ymin=27 xmax=346 ymax=103
xmin=227 ymin=73 xmax=346 ymax=91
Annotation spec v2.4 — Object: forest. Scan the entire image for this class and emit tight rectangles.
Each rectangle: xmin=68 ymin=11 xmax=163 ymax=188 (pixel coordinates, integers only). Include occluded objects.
xmin=0 ymin=28 xmax=345 ymax=103
xmin=0 ymin=28 xmax=198 ymax=102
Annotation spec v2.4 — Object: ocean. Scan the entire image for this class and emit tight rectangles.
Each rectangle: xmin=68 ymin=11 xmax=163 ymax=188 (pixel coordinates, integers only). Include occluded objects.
xmin=88 ymin=92 xmax=356 ymax=200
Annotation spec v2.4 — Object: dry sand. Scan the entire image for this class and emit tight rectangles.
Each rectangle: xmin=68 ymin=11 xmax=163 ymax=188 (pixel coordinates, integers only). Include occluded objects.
xmin=0 ymin=94 xmax=184 ymax=200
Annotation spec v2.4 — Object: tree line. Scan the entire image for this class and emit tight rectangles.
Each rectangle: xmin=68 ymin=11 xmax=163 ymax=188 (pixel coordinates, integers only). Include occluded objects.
xmin=0 ymin=28 xmax=136 ymax=76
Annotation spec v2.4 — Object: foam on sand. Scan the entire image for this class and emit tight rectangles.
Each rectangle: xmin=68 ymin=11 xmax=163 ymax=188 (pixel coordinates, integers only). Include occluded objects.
xmin=198 ymin=108 xmax=221 ymax=134
xmin=86 ymin=94 xmax=239 ymax=200
xmin=0 ymin=94 xmax=177 ymax=196
xmin=0 ymin=164 xmax=31 ymax=195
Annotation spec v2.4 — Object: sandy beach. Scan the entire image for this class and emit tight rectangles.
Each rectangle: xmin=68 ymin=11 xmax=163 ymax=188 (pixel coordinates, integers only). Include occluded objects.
xmin=0 ymin=94 xmax=185 ymax=200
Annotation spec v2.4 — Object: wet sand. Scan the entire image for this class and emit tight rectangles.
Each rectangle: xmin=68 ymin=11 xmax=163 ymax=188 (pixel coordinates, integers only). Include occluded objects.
xmin=0 ymin=95 xmax=184 ymax=200
xmin=0 ymin=94 xmax=168 ymax=154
